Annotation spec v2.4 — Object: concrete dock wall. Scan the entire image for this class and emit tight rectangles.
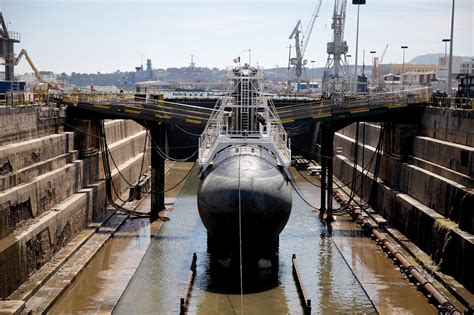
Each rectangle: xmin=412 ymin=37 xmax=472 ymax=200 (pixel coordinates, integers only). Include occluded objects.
xmin=0 ymin=105 xmax=148 ymax=298
xmin=332 ymin=107 xmax=474 ymax=291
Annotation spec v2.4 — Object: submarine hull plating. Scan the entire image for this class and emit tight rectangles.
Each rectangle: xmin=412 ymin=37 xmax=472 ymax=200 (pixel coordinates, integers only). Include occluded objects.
xmin=197 ymin=146 xmax=292 ymax=259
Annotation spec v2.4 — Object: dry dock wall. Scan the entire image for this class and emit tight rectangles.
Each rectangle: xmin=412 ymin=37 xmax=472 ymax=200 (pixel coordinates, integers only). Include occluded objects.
xmin=0 ymin=106 xmax=149 ymax=298
xmin=333 ymin=107 xmax=474 ymax=291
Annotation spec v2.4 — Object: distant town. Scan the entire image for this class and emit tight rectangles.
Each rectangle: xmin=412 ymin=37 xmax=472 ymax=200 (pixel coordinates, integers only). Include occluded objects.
xmin=6 ymin=53 xmax=474 ymax=94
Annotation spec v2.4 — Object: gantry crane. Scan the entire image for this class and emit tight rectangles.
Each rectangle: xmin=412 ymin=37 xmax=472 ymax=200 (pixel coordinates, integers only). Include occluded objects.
xmin=288 ymin=0 xmax=323 ymax=92
xmin=322 ymin=0 xmax=349 ymax=96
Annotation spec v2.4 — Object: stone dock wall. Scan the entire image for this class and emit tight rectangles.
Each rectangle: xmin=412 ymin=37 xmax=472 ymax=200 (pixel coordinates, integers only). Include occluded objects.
xmin=332 ymin=107 xmax=473 ymax=291
xmin=0 ymin=105 xmax=148 ymax=298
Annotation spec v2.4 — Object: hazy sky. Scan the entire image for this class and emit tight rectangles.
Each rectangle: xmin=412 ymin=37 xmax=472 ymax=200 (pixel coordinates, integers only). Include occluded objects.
xmin=1 ymin=0 xmax=473 ymax=74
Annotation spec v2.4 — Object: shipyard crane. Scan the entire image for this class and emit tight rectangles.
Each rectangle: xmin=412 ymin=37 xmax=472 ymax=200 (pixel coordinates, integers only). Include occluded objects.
xmin=322 ymin=0 xmax=349 ymax=96
xmin=288 ymin=0 xmax=323 ymax=92
xmin=373 ymin=44 xmax=388 ymax=88
xmin=14 ymin=49 xmax=62 ymax=90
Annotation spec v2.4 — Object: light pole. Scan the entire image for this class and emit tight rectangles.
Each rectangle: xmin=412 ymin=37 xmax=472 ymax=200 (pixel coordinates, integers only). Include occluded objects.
xmin=442 ymin=39 xmax=450 ymax=81
xmin=448 ymin=0 xmax=455 ymax=97
xmin=353 ymin=0 xmax=366 ymax=92
xmin=370 ymin=50 xmax=376 ymax=86
xmin=401 ymin=45 xmax=408 ymax=89
xmin=346 ymin=54 xmax=352 ymax=91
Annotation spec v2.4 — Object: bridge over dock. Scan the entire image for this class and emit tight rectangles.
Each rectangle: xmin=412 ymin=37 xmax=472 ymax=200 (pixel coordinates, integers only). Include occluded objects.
xmin=56 ymin=88 xmax=437 ymax=223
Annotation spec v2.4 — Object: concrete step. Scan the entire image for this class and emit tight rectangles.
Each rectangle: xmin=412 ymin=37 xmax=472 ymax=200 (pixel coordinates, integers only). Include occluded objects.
xmin=23 ymin=212 xmax=130 ymax=314
xmin=0 ymin=132 xmax=74 ymax=177
xmin=0 ymin=151 xmax=79 ymax=192
xmin=334 ymin=153 xmax=474 ymax=292
xmin=0 ymin=191 xmax=92 ymax=298
xmin=0 ymin=161 xmax=84 ymax=239
xmin=99 ymin=130 xmax=147 ymax=178
xmin=334 ymin=132 xmax=380 ymax=174
xmin=412 ymin=136 xmax=473 ymax=178
xmin=410 ymin=155 xmax=473 ymax=188
xmin=104 ymin=120 xmax=145 ymax=144
xmin=339 ymin=122 xmax=382 ymax=148
xmin=7 ymin=227 xmax=96 ymax=301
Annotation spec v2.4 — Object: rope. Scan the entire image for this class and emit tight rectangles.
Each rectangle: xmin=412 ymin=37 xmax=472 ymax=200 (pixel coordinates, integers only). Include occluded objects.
xmin=237 ymin=151 xmax=244 ymax=314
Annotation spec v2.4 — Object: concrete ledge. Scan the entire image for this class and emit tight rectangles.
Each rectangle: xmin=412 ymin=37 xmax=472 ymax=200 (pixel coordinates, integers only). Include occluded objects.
xmin=104 ymin=120 xmax=144 ymax=144
xmin=0 ymin=161 xmax=84 ymax=239
xmin=98 ymin=130 xmax=147 ymax=178
xmin=338 ymin=122 xmax=382 ymax=148
xmin=0 ymin=192 xmax=90 ymax=298
xmin=0 ymin=106 xmax=66 ymax=146
xmin=413 ymin=136 xmax=473 ymax=177
xmin=334 ymin=153 xmax=474 ymax=291
xmin=0 ymin=132 xmax=74 ymax=175
xmin=410 ymin=156 xmax=473 ymax=188
xmin=421 ymin=107 xmax=474 ymax=147
xmin=0 ymin=151 xmax=79 ymax=192
xmin=0 ymin=300 xmax=25 ymax=314
xmin=334 ymin=132 xmax=379 ymax=174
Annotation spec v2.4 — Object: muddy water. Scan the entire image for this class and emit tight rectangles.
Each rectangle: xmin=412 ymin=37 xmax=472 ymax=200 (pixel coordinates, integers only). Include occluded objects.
xmin=51 ymin=164 xmax=436 ymax=314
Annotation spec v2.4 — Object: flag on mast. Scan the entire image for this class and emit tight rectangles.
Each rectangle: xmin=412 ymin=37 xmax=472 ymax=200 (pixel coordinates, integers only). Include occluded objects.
xmin=233 ymin=56 xmax=240 ymax=64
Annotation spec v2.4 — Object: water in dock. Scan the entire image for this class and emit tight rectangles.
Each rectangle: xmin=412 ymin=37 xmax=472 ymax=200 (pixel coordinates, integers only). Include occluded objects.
xmin=50 ymin=165 xmax=436 ymax=314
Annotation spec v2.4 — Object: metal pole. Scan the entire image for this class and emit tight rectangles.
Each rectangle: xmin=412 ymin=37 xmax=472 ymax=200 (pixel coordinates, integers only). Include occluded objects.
xmin=320 ymin=126 xmax=327 ymax=221
xmin=150 ymin=124 xmax=166 ymax=221
xmin=448 ymin=0 xmax=455 ymax=97
xmin=401 ymin=46 xmax=408 ymax=90
xmin=442 ymin=39 xmax=450 ymax=82
xmin=354 ymin=3 xmax=360 ymax=90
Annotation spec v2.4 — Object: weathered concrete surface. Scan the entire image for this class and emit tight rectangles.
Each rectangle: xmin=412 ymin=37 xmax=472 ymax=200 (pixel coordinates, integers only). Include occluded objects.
xmin=420 ymin=107 xmax=474 ymax=147
xmin=0 ymin=300 xmax=25 ymax=315
xmin=0 ymin=111 xmax=149 ymax=301
xmin=0 ymin=106 xmax=65 ymax=146
xmin=412 ymin=136 xmax=473 ymax=178
xmin=0 ymin=132 xmax=74 ymax=175
xmin=334 ymin=153 xmax=474 ymax=292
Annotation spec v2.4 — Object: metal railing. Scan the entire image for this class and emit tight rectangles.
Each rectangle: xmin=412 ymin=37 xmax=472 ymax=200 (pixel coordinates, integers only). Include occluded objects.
xmin=276 ymin=88 xmax=434 ymax=122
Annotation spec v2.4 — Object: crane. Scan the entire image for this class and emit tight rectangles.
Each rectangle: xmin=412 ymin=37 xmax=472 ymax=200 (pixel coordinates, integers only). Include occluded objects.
xmin=373 ymin=44 xmax=388 ymax=88
xmin=379 ymin=43 xmax=389 ymax=65
xmin=14 ymin=49 xmax=61 ymax=90
xmin=322 ymin=0 xmax=349 ymax=96
xmin=288 ymin=0 xmax=323 ymax=92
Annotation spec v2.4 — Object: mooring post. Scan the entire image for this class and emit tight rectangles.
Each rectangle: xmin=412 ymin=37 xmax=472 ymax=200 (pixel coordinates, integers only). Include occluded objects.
xmin=149 ymin=123 xmax=166 ymax=221
xmin=320 ymin=125 xmax=327 ymax=221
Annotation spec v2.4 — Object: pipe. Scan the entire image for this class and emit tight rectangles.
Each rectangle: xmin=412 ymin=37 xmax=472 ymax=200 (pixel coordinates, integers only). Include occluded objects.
xmin=352 ymin=211 xmax=461 ymax=315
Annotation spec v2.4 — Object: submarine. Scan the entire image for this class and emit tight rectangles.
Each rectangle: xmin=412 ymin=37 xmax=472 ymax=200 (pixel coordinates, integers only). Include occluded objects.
xmin=197 ymin=65 xmax=292 ymax=267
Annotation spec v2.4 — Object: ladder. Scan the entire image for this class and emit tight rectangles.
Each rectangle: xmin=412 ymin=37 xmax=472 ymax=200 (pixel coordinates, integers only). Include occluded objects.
xmin=240 ymin=77 xmax=250 ymax=131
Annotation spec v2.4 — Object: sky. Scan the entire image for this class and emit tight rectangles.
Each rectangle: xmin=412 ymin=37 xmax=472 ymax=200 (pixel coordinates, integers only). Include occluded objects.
xmin=1 ymin=0 xmax=473 ymax=74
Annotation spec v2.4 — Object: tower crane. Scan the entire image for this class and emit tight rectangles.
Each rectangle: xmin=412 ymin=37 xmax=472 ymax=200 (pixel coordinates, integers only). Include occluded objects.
xmin=288 ymin=0 xmax=323 ymax=92
xmin=322 ymin=0 xmax=349 ymax=96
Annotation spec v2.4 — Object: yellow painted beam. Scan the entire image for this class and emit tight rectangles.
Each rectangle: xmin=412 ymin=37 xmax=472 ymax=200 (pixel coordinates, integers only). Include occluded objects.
xmin=124 ymin=107 xmax=141 ymax=115
xmin=185 ymin=118 xmax=201 ymax=124
xmin=312 ymin=113 xmax=332 ymax=119
xmin=93 ymin=104 xmax=111 ymax=109
xmin=350 ymin=107 xmax=369 ymax=113
xmin=387 ymin=104 xmax=407 ymax=109
xmin=281 ymin=118 xmax=295 ymax=124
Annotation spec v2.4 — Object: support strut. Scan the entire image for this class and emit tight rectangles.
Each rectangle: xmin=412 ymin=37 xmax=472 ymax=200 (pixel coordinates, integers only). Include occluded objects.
xmin=149 ymin=124 xmax=166 ymax=221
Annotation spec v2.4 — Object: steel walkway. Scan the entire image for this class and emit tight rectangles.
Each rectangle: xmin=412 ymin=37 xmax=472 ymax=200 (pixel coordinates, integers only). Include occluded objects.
xmin=60 ymin=88 xmax=433 ymax=127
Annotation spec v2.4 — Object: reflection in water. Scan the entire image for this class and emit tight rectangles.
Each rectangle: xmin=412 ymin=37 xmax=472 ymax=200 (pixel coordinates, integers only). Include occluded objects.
xmin=115 ymin=168 xmax=377 ymax=314
xmin=202 ymin=253 xmax=279 ymax=294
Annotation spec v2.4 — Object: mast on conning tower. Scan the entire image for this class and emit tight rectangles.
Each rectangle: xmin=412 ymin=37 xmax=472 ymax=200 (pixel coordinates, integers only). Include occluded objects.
xmin=198 ymin=64 xmax=291 ymax=176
